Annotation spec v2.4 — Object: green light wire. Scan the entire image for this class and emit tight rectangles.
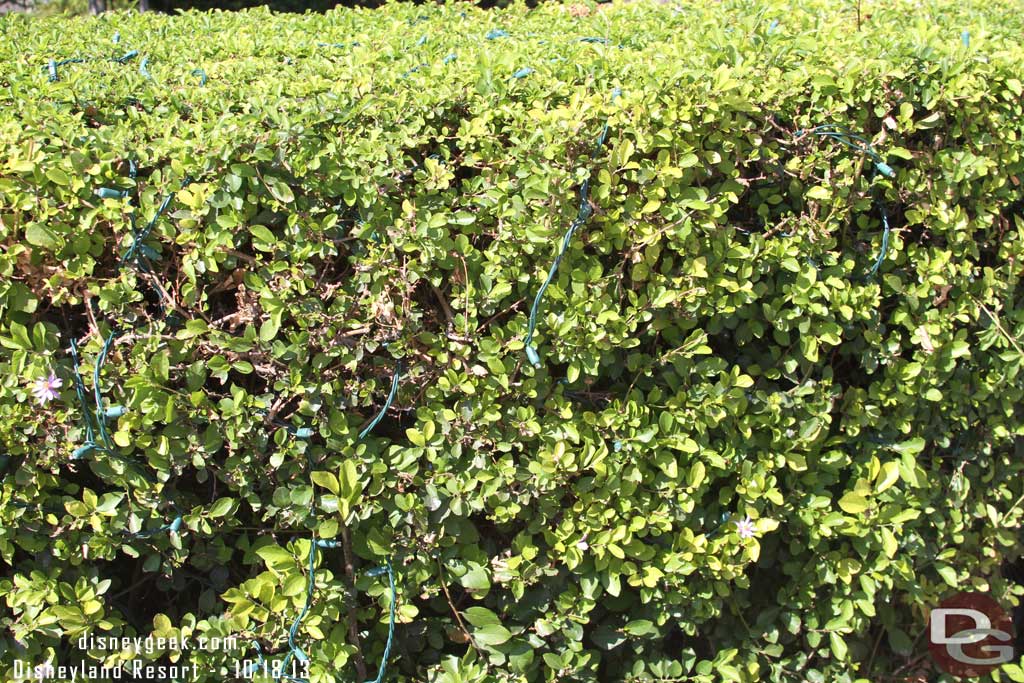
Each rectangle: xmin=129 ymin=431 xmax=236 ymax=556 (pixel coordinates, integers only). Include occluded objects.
xmin=364 ymin=562 xmax=396 ymax=683
xmin=261 ymin=358 xmax=402 ymax=682
xmin=69 ymin=338 xmax=97 ymax=452
xmin=119 ymin=175 xmax=193 ymax=271
xmin=44 ymin=50 xmax=140 ymax=82
xmin=797 ymin=124 xmax=895 ymax=178
xmin=523 ymin=87 xmax=620 ymax=367
xmin=68 ymin=165 xmax=192 ymax=533
xmin=358 ymin=361 xmax=403 ymax=440
xmin=796 ymin=124 xmax=897 ymax=277
xmin=92 ymin=328 xmax=120 ymax=451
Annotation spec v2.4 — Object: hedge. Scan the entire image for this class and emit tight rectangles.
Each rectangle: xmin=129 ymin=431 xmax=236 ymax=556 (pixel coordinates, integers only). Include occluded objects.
xmin=1 ymin=1 xmax=1024 ymax=682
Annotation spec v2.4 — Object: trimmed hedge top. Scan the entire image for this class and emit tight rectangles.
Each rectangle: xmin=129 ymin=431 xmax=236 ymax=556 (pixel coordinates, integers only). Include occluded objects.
xmin=1 ymin=1 xmax=1023 ymax=682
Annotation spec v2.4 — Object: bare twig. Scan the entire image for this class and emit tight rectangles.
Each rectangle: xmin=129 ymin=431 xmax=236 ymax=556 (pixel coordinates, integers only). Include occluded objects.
xmin=977 ymin=299 xmax=1024 ymax=355
xmin=475 ymin=297 xmax=525 ymax=334
xmin=430 ymin=283 xmax=454 ymax=325
xmin=226 ymin=249 xmax=257 ymax=265
xmin=457 ymin=253 xmax=471 ymax=339
xmin=436 ymin=556 xmax=481 ymax=654
xmin=81 ymin=290 xmax=101 ymax=338
xmin=997 ymin=489 xmax=1024 ymax=527
xmin=341 ymin=525 xmax=368 ymax=681
xmin=341 ymin=325 xmax=372 ymax=338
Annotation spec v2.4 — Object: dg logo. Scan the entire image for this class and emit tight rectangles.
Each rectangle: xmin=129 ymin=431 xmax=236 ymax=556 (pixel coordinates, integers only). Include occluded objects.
xmin=928 ymin=592 xmax=1015 ymax=677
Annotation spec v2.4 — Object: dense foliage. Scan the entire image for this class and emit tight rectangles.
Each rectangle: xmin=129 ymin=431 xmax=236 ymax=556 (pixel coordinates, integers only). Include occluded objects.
xmin=2 ymin=1 xmax=1024 ymax=681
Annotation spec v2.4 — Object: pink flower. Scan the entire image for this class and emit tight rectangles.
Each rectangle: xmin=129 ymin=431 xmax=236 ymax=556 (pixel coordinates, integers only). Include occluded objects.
xmin=31 ymin=372 xmax=63 ymax=406
xmin=735 ymin=516 xmax=756 ymax=539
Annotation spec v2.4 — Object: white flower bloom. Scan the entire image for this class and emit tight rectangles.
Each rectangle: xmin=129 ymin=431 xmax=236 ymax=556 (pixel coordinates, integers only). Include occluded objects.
xmin=735 ymin=516 xmax=757 ymax=539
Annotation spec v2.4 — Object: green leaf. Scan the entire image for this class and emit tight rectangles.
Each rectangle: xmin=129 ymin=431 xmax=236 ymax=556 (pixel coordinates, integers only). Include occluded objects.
xmin=687 ymin=461 xmax=706 ymax=488
xmin=337 ymin=459 xmax=361 ymax=519
xmin=806 ymin=185 xmax=831 ymax=200
xmin=281 ymin=573 xmax=306 ymax=597
xmin=95 ymin=493 xmax=124 ymax=515
xmin=463 ymin=606 xmax=501 ymax=628
xmin=259 ymin=317 xmax=280 ymax=342
xmin=406 ymin=428 xmax=425 ymax=447
xmin=460 ymin=566 xmax=490 ymax=592
xmin=829 ymin=632 xmax=848 ymax=659
xmin=874 ymin=461 xmax=900 ymax=494
xmin=640 ymin=198 xmax=661 ymax=214
xmin=935 ymin=563 xmax=958 ymax=587
xmin=591 ymin=624 xmax=626 ymax=650
xmin=473 ymin=623 xmax=512 ymax=646
xmin=46 ymin=167 xmax=70 ymax=185
xmin=6 ymin=322 xmax=32 ymax=350
xmin=25 ymin=224 xmax=61 ymax=250
xmin=799 ymin=417 xmax=823 ymax=441
xmin=678 ymin=152 xmax=699 ymax=168
xmin=208 ymin=497 xmax=234 ymax=518
xmin=290 ymin=485 xmax=314 ymax=507
xmin=623 ymin=619 xmax=656 ymax=636
xmin=889 ymin=438 xmax=925 ymax=455
xmin=838 ymin=492 xmax=870 ymax=514
xmin=250 ymin=224 xmax=277 ymax=250
xmin=318 ymin=518 xmax=338 ymax=539
xmin=338 ymin=459 xmax=359 ymax=498
xmin=256 ymin=545 xmax=294 ymax=571
xmin=268 ymin=179 xmax=295 ymax=203
xmin=542 ymin=653 xmax=563 ymax=670
xmin=1002 ymin=663 xmax=1024 ymax=683
xmin=311 ymin=471 xmax=340 ymax=495
xmin=880 ymin=528 xmax=898 ymax=558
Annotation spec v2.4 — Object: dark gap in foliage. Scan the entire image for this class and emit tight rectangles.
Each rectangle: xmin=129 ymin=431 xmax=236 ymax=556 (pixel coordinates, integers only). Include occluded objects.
xmin=409 ymin=277 xmax=450 ymax=336
xmin=831 ymin=348 xmax=875 ymax=394
xmin=1003 ymin=556 xmax=1024 ymax=662
xmin=724 ymin=187 xmax=769 ymax=235
xmin=44 ymin=303 xmax=90 ymax=350
xmin=134 ymin=266 xmax=173 ymax=323
xmin=702 ymin=327 xmax=745 ymax=374
xmin=205 ymin=278 xmax=246 ymax=325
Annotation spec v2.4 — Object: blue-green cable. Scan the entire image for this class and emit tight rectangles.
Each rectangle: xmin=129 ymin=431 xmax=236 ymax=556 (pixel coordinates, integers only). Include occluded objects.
xmin=358 ymin=361 xmax=402 ymax=440
xmin=120 ymin=176 xmax=193 ymax=270
xmin=44 ymin=50 xmax=141 ymax=83
xmin=364 ymin=562 xmax=396 ymax=683
xmin=276 ymin=536 xmax=319 ymax=679
xmin=70 ymin=332 xmax=181 ymax=536
xmin=43 ymin=34 xmax=201 ymax=614
xmin=69 ymin=338 xmax=97 ymax=457
xmin=85 ymin=326 xmax=183 ymax=536
xmin=261 ymin=358 xmax=401 ymax=681
xmin=523 ymin=87 xmax=620 ymax=367
xmin=868 ymin=203 xmax=891 ymax=278
xmin=92 ymin=328 xmax=121 ymax=451
xmin=797 ymin=125 xmax=894 ymax=178
xmin=523 ymin=206 xmax=590 ymax=368
xmin=114 ymin=49 xmax=138 ymax=64
xmin=797 ymin=125 xmax=896 ymax=277
xmin=69 ymin=162 xmax=191 ymax=535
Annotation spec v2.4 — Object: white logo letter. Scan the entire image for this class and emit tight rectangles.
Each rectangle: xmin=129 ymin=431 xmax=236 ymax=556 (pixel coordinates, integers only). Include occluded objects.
xmin=947 ymin=627 xmax=1014 ymax=665
xmin=931 ymin=608 xmax=991 ymax=645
